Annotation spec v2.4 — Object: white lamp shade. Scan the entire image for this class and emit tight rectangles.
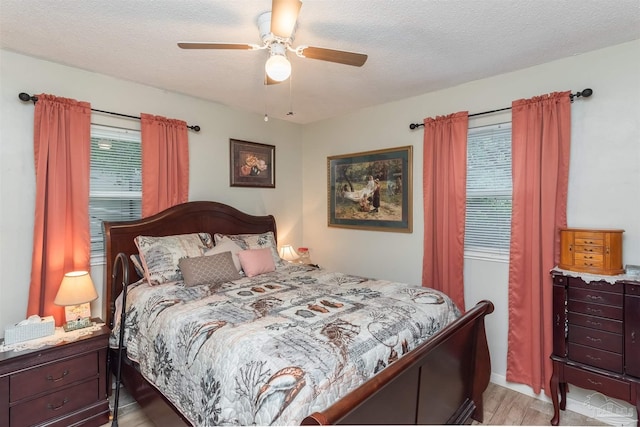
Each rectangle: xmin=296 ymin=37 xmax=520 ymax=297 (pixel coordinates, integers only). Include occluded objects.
xmin=54 ymin=271 xmax=98 ymax=306
xmin=265 ymin=54 xmax=291 ymax=82
xmin=279 ymin=245 xmax=299 ymax=262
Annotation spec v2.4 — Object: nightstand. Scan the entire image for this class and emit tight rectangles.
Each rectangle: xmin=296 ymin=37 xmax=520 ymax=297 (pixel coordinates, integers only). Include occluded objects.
xmin=0 ymin=320 xmax=110 ymax=427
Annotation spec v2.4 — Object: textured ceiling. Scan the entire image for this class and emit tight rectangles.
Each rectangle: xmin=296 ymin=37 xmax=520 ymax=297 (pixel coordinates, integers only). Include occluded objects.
xmin=1 ymin=0 xmax=639 ymax=124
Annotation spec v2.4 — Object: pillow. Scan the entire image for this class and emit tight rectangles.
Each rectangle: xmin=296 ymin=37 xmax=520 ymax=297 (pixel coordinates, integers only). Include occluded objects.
xmin=214 ymin=231 xmax=284 ymax=268
xmin=135 ymin=233 xmax=213 ymax=285
xmin=178 ymin=252 xmax=241 ymax=287
xmin=130 ymin=254 xmax=145 ymax=279
xmin=237 ymin=248 xmax=276 ymax=277
xmin=203 ymin=236 xmax=243 ymax=272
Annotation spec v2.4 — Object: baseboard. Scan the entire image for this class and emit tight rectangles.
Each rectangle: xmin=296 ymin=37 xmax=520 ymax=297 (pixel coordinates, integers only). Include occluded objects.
xmin=489 ymin=373 xmax=637 ymax=426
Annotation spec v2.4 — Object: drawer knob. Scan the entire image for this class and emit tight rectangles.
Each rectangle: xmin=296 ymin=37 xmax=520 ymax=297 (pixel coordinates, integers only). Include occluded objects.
xmin=47 ymin=397 xmax=69 ymax=411
xmin=587 ymin=378 xmax=602 ymax=386
xmin=46 ymin=369 xmax=69 ymax=383
xmin=586 ymin=354 xmax=601 ymax=362
xmin=587 ymin=307 xmax=602 ymax=314
xmin=586 ymin=320 xmax=601 ymax=327
xmin=586 ymin=294 xmax=602 ymax=301
xmin=586 ymin=336 xmax=602 ymax=343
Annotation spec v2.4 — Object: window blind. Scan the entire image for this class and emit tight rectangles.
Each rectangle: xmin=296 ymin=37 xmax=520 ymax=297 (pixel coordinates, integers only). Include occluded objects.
xmin=90 ymin=125 xmax=142 ymax=260
xmin=465 ymin=123 xmax=512 ymax=255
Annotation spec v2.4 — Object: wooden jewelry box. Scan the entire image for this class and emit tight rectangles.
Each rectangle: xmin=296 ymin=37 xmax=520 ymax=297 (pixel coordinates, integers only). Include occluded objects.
xmin=558 ymin=228 xmax=624 ymax=275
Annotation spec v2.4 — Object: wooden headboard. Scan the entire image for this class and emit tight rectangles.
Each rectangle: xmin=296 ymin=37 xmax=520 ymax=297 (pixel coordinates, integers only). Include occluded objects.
xmin=102 ymin=200 xmax=277 ymax=328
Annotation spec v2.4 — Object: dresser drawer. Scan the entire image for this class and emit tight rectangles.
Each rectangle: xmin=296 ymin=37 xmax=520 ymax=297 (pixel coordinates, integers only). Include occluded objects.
xmin=10 ymin=378 xmax=100 ymax=427
xmin=568 ymin=325 xmax=622 ymax=353
xmin=574 ymin=253 xmax=603 ymax=263
xmin=568 ymin=300 xmax=623 ymax=320
xmin=568 ymin=277 xmax=624 ymax=293
xmin=568 ymin=343 xmax=623 ymax=373
xmin=10 ymin=352 xmax=98 ymax=402
xmin=568 ymin=287 xmax=623 ymax=307
xmin=568 ymin=312 xmax=622 ymax=334
xmin=564 ymin=365 xmax=630 ymax=401
xmin=574 ymin=231 xmax=604 ymax=244
xmin=574 ymin=245 xmax=604 ymax=254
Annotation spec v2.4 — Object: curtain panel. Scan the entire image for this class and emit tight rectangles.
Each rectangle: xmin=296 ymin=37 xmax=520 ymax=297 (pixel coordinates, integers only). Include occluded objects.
xmin=28 ymin=94 xmax=92 ymax=326
xmin=141 ymin=113 xmax=189 ymax=218
xmin=506 ymin=91 xmax=571 ymax=395
xmin=422 ymin=112 xmax=469 ymax=311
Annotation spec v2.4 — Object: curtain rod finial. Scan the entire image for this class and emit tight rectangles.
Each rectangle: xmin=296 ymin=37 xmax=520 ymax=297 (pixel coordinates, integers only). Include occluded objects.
xmin=19 ymin=92 xmax=35 ymax=102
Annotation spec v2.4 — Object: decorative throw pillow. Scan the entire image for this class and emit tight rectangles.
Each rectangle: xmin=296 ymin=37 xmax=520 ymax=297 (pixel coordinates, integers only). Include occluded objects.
xmin=179 ymin=252 xmax=241 ymax=287
xmin=135 ymin=233 xmax=213 ymax=285
xmin=130 ymin=254 xmax=145 ymax=279
xmin=214 ymin=231 xmax=284 ymax=268
xmin=203 ymin=236 xmax=243 ymax=272
xmin=237 ymin=248 xmax=276 ymax=277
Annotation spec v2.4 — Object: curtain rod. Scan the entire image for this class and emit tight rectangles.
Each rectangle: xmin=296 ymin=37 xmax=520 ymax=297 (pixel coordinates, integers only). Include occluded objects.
xmin=408 ymin=88 xmax=593 ymax=130
xmin=18 ymin=92 xmax=201 ymax=132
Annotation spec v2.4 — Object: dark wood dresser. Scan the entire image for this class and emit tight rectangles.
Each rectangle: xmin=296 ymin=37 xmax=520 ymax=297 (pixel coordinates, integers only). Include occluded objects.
xmin=550 ymin=270 xmax=640 ymax=425
xmin=0 ymin=321 xmax=110 ymax=427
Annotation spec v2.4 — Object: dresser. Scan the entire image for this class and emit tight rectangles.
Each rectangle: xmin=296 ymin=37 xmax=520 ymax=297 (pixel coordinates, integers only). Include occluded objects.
xmin=550 ymin=270 xmax=640 ymax=425
xmin=0 ymin=321 xmax=110 ymax=427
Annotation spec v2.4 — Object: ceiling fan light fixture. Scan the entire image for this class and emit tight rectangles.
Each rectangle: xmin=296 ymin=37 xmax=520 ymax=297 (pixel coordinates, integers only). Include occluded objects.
xmin=265 ymin=45 xmax=291 ymax=82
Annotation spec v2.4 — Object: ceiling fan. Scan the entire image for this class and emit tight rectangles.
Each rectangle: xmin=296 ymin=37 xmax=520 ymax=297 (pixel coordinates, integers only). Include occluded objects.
xmin=177 ymin=0 xmax=368 ymax=84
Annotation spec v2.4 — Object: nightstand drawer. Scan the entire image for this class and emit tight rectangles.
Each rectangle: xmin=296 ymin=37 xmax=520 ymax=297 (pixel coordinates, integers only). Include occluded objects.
xmin=10 ymin=378 xmax=100 ymax=427
xmin=568 ymin=343 xmax=623 ymax=373
xmin=564 ymin=365 xmax=630 ymax=401
xmin=10 ymin=352 xmax=98 ymax=402
xmin=568 ymin=325 xmax=622 ymax=353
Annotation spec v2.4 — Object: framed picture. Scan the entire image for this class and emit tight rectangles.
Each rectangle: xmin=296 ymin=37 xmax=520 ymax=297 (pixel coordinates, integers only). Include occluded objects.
xmin=328 ymin=145 xmax=412 ymax=232
xmin=230 ymin=139 xmax=275 ymax=188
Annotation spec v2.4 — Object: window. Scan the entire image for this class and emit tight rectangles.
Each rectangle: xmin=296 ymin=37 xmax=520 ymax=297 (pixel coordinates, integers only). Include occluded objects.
xmin=464 ymin=122 xmax=512 ymax=257
xmin=90 ymin=125 xmax=141 ymax=262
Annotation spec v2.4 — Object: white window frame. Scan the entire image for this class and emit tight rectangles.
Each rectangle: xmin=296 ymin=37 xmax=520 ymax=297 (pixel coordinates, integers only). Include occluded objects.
xmin=89 ymin=124 xmax=142 ymax=265
xmin=464 ymin=122 xmax=512 ymax=262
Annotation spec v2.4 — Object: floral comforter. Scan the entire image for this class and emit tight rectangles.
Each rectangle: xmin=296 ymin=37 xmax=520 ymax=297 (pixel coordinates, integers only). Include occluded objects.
xmin=111 ymin=264 xmax=460 ymax=426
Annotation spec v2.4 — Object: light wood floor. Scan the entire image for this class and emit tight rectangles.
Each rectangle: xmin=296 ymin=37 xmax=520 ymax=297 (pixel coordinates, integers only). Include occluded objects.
xmin=102 ymin=381 xmax=610 ymax=426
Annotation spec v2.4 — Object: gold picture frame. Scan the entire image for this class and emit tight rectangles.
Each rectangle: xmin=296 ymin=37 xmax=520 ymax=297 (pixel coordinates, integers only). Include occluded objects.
xmin=328 ymin=146 xmax=412 ymax=232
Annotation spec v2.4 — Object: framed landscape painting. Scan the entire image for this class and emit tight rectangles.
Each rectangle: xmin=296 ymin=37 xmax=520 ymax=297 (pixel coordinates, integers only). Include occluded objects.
xmin=328 ymin=145 xmax=412 ymax=232
xmin=230 ymin=139 xmax=275 ymax=188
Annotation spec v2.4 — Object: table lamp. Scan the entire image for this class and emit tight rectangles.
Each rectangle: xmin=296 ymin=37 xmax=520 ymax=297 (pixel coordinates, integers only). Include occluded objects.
xmin=54 ymin=271 xmax=98 ymax=331
xmin=279 ymin=245 xmax=299 ymax=263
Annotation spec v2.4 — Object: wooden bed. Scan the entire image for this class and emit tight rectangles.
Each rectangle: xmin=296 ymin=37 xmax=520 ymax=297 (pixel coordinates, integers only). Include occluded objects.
xmin=103 ymin=200 xmax=494 ymax=425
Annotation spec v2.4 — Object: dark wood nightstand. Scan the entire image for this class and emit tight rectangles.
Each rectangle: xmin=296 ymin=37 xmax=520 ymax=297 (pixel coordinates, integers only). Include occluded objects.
xmin=0 ymin=320 xmax=110 ymax=427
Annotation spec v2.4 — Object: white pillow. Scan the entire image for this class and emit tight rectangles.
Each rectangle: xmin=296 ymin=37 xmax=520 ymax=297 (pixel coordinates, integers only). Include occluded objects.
xmin=204 ymin=236 xmax=243 ymax=272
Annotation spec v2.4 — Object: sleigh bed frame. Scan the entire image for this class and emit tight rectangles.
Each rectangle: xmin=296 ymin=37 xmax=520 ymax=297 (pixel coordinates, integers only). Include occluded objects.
xmin=103 ymin=200 xmax=494 ymax=425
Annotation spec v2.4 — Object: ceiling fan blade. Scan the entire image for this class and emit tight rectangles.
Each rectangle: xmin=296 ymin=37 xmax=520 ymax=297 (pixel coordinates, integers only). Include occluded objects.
xmin=178 ymin=42 xmax=255 ymax=50
xmin=298 ymin=46 xmax=368 ymax=67
xmin=271 ymin=0 xmax=302 ymax=39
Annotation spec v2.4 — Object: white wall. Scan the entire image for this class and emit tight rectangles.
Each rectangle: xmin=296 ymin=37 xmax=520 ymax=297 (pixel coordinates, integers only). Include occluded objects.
xmin=0 ymin=50 xmax=304 ymax=332
xmin=301 ymin=40 xmax=640 ymax=416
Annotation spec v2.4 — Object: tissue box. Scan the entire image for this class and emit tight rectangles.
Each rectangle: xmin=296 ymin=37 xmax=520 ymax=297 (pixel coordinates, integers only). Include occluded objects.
xmin=4 ymin=316 xmax=55 ymax=345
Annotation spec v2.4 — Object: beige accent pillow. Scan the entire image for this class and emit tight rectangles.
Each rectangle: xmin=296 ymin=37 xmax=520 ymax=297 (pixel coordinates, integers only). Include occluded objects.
xmin=179 ymin=252 xmax=241 ymax=287
xmin=204 ymin=236 xmax=243 ymax=272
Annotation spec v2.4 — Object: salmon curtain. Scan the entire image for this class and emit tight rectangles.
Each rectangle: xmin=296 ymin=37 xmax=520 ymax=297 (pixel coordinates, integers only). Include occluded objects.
xmin=506 ymin=92 xmax=571 ymax=395
xmin=141 ymin=113 xmax=189 ymax=217
xmin=422 ymin=112 xmax=469 ymax=311
xmin=28 ymin=94 xmax=92 ymax=326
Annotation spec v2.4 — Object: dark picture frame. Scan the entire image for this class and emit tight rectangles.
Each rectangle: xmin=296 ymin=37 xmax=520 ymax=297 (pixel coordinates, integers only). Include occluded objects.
xmin=230 ymin=139 xmax=275 ymax=188
xmin=328 ymin=145 xmax=412 ymax=232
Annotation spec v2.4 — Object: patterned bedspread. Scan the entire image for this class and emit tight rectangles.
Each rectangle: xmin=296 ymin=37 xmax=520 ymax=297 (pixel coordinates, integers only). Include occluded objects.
xmin=111 ymin=264 xmax=460 ymax=426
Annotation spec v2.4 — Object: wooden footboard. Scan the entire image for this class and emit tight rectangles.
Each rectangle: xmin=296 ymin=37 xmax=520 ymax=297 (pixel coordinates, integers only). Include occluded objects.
xmin=302 ymin=300 xmax=494 ymax=425
xmin=110 ymin=300 xmax=493 ymax=426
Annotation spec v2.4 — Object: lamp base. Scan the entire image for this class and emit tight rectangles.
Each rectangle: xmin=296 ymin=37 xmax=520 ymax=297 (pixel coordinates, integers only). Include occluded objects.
xmin=63 ymin=317 xmax=93 ymax=332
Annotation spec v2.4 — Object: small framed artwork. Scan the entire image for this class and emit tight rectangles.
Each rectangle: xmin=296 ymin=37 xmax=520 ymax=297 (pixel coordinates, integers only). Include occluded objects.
xmin=230 ymin=139 xmax=275 ymax=188
xmin=328 ymin=145 xmax=413 ymax=232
